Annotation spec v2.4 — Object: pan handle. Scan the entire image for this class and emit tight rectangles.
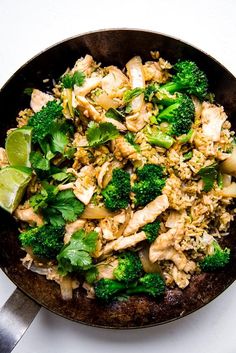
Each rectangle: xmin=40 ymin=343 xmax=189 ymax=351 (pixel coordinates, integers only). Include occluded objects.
xmin=0 ymin=288 xmax=40 ymax=353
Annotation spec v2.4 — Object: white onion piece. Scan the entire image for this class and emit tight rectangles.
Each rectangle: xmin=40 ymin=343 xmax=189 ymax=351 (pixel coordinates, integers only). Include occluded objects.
xmin=126 ymin=56 xmax=145 ymax=113
xmin=60 ymin=276 xmax=73 ymax=300
xmin=220 ymin=182 xmax=236 ymax=197
xmin=23 ymin=262 xmax=49 ymax=275
xmin=139 ymin=247 xmax=162 ymax=274
xmin=220 ymin=147 xmax=236 ymax=176
xmin=222 ymin=174 xmax=232 ymax=188
xmin=81 ymin=204 xmax=118 ymax=219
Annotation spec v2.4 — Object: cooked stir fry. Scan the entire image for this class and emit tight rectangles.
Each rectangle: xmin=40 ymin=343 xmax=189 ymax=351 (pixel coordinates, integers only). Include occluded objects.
xmin=0 ymin=51 xmax=235 ymax=301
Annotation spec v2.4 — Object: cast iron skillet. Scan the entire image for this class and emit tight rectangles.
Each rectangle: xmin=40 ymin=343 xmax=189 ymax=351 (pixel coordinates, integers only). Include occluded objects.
xmin=0 ymin=29 xmax=236 ymax=343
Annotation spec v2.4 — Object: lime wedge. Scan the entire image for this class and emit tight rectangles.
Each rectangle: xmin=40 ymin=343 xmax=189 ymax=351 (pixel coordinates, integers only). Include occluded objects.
xmin=5 ymin=127 xmax=32 ymax=167
xmin=0 ymin=166 xmax=32 ymax=213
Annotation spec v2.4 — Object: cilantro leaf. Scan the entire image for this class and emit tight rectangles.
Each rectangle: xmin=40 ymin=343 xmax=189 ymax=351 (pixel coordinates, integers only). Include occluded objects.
xmin=86 ymin=122 xmax=119 ymax=147
xmin=50 ymin=129 xmax=69 ymax=154
xmin=57 ymin=229 xmax=98 ymax=275
xmin=30 ymin=151 xmax=50 ymax=171
xmin=30 ymin=186 xmax=85 ymax=226
xmin=123 ymin=88 xmax=144 ymax=103
xmin=60 ymin=71 xmax=85 ymax=89
xmin=198 ymin=163 xmax=219 ymax=192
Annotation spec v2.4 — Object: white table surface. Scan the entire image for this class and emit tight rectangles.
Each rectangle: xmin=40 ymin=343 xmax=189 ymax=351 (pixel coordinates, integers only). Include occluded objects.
xmin=1 ymin=0 xmax=236 ymax=352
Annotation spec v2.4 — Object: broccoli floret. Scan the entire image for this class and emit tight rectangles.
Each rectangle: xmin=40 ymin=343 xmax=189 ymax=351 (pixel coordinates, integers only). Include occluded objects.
xmin=94 ymin=273 xmax=165 ymax=301
xmin=157 ymin=93 xmax=195 ymax=136
xmin=19 ymin=224 xmax=65 ymax=259
xmin=94 ymin=278 xmax=126 ymax=301
xmin=142 ymin=221 xmax=160 ymax=243
xmin=126 ymin=273 xmax=165 ymax=298
xmin=101 ymin=168 xmax=131 ymax=211
xmin=160 ymin=60 xmax=208 ymax=100
xmin=132 ymin=164 xmax=166 ymax=207
xmin=144 ymin=126 xmax=175 ymax=149
xmin=28 ymin=100 xmax=63 ymax=143
xmin=199 ymin=241 xmax=230 ymax=271
xmin=113 ymin=251 xmax=143 ymax=282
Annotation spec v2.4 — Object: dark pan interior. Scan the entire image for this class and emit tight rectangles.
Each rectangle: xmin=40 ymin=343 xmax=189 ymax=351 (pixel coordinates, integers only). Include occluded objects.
xmin=1 ymin=29 xmax=236 ymax=328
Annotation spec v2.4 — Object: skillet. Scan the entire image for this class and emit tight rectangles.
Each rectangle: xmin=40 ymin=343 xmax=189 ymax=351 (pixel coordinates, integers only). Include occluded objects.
xmin=0 ymin=28 xmax=236 ymax=346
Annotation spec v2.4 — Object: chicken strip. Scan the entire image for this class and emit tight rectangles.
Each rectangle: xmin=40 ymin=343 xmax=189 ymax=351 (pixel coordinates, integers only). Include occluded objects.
xmin=72 ymin=54 xmax=96 ymax=75
xmin=14 ymin=205 xmax=44 ymax=226
xmin=102 ymin=66 xmax=129 ymax=97
xmin=74 ymin=76 xmax=101 ymax=97
xmin=102 ymin=231 xmax=147 ymax=256
xmin=64 ymin=219 xmax=86 ymax=244
xmin=113 ymin=136 xmax=141 ymax=161
xmin=30 ymin=89 xmax=54 ymax=113
xmin=123 ymin=194 xmax=169 ymax=236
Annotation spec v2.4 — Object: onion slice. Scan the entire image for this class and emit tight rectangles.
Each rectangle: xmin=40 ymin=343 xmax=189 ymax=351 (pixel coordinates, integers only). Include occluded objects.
xmin=139 ymin=247 xmax=162 ymax=274
xmin=81 ymin=204 xmax=119 ymax=219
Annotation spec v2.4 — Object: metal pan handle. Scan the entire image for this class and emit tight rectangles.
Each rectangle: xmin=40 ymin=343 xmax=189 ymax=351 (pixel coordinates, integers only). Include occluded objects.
xmin=0 ymin=288 xmax=40 ymax=353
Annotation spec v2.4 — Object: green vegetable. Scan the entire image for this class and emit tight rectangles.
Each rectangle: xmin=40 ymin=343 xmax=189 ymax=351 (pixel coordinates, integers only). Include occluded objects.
xmin=198 ymin=163 xmax=219 ymax=192
xmin=57 ymin=229 xmax=98 ymax=275
xmin=86 ymin=122 xmax=119 ymax=147
xmin=144 ymin=83 xmax=159 ymax=102
xmin=113 ymin=251 xmax=143 ymax=283
xmin=157 ymin=93 xmax=195 ymax=136
xmin=105 ymin=108 xmax=125 ymax=121
xmin=142 ymin=221 xmax=160 ymax=243
xmin=94 ymin=273 xmax=165 ymax=302
xmin=144 ymin=126 xmax=175 ymax=149
xmin=199 ymin=241 xmax=230 ymax=271
xmin=183 ymin=151 xmax=193 ymax=161
xmin=102 ymin=168 xmax=131 ymax=211
xmin=60 ymin=71 xmax=85 ymax=88
xmin=159 ymin=60 xmax=208 ymax=100
xmin=30 ymin=151 xmax=50 ymax=172
xmin=85 ymin=266 xmax=99 ymax=284
xmin=178 ymin=129 xmax=194 ymax=144
xmin=132 ymin=164 xmax=166 ymax=207
xmin=30 ymin=184 xmax=85 ymax=226
xmin=123 ymin=88 xmax=144 ymax=103
xmin=28 ymin=101 xmax=63 ymax=143
xmin=124 ymin=132 xmax=140 ymax=151
xmin=19 ymin=225 xmax=65 ymax=259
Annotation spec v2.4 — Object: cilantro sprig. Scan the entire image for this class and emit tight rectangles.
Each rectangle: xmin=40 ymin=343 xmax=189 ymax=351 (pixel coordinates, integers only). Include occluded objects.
xmin=57 ymin=229 xmax=98 ymax=275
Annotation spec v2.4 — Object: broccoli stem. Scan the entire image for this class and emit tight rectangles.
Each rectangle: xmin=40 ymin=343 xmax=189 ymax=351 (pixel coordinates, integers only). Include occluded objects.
xmin=147 ymin=130 xmax=175 ymax=149
xmin=159 ymin=81 xmax=180 ymax=94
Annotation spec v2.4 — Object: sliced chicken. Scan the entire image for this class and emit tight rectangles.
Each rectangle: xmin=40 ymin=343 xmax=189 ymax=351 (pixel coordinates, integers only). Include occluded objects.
xmin=72 ymin=54 xmax=95 ymax=75
xmin=73 ymin=165 xmax=96 ymax=205
xmin=74 ymin=76 xmax=101 ymax=97
xmin=201 ymin=102 xmax=227 ymax=142
xmin=172 ymin=266 xmax=190 ymax=289
xmin=113 ymin=136 xmax=141 ymax=161
xmin=30 ymin=89 xmax=54 ymax=113
xmin=64 ymin=219 xmax=86 ymax=244
xmin=99 ymin=210 xmax=127 ymax=241
xmin=102 ymin=66 xmax=129 ymax=97
xmin=102 ymin=231 xmax=147 ymax=256
xmin=97 ymin=258 xmax=119 ymax=280
xmin=123 ymin=194 xmax=169 ymax=236
xmin=14 ymin=205 xmax=44 ymax=226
